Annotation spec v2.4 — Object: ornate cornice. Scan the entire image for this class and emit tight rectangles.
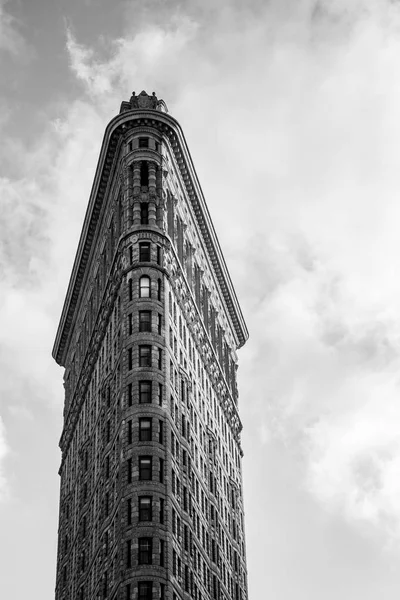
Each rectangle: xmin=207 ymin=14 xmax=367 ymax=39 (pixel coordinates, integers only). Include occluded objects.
xmin=53 ymin=98 xmax=248 ymax=366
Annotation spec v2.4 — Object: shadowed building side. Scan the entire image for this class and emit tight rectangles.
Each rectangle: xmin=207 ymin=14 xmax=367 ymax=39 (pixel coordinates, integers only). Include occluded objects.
xmin=52 ymin=90 xmax=249 ymax=600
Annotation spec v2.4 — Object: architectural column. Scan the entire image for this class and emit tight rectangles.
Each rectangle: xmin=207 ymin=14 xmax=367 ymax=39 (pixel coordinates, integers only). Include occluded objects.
xmin=132 ymin=161 xmax=141 ymax=225
xmin=148 ymin=163 xmax=157 ymax=226
xmin=126 ymin=164 xmax=133 ymax=228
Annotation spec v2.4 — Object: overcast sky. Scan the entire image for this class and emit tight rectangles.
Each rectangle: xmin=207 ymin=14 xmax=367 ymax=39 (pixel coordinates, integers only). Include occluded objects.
xmin=3 ymin=0 xmax=400 ymax=598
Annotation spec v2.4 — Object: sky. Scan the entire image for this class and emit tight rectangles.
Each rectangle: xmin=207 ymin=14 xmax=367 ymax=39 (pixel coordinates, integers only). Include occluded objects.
xmin=2 ymin=0 xmax=400 ymax=597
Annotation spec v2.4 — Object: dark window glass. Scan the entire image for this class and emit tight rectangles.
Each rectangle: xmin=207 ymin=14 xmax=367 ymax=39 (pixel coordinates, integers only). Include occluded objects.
xmin=139 ymin=242 xmax=151 ymax=262
xmin=139 ymin=276 xmax=151 ymax=298
xmin=158 ymin=383 xmax=163 ymax=406
xmin=139 ymin=418 xmax=152 ymax=442
xmin=159 ymin=458 xmax=164 ymax=483
xmin=128 ymin=278 xmax=133 ymax=301
xmin=139 ymin=456 xmax=152 ymax=481
xmin=157 ymin=278 xmax=161 ymax=301
xmin=140 ymin=162 xmax=149 ymax=187
xmin=128 ymin=420 xmax=133 ymax=444
xmin=126 ymin=583 xmax=131 ymax=600
xmin=139 ymin=311 xmax=151 ymax=332
xmin=128 ymin=383 xmax=133 ymax=407
xmin=139 ymin=496 xmax=152 ymax=521
xmin=139 ymin=345 xmax=151 ymax=367
xmin=139 ymin=380 xmax=152 ymax=404
xmin=126 ymin=540 xmax=132 ymax=568
xmin=140 ymin=203 xmax=149 ymax=225
xmin=128 ymin=347 xmax=133 ymax=370
xmin=127 ymin=498 xmax=132 ymax=525
xmin=139 ymin=137 xmax=149 ymax=148
xmin=138 ymin=538 xmax=152 ymax=565
xmin=157 ymin=314 xmax=162 ymax=335
xmin=158 ymin=348 xmax=162 ymax=370
xmin=160 ymin=498 xmax=164 ymax=524
xmin=127 ymin=458 xmax=132 ymax=484
xmin=138 ymin=581 xmax=152 ymax=600
xmin=160 ymin=539 xmax=165 ymax=567
xmin=157 ymin=245 xmax=161 ymax=265
xmin=128 ymin=313 xmax=133 ymax=335
xmin=158 ymin=420 xmax=163 ymax=444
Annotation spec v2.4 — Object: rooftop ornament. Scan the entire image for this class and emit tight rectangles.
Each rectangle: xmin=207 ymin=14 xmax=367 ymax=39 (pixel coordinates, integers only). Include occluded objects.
xmin=120 ymin=90 xmax=168 ymax=114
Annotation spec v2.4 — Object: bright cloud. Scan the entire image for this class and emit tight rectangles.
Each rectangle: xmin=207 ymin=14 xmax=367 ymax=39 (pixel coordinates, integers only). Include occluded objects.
xmin=58 ymin=0 xmax=400 ymax=543
xmin=0 ymin=417 xmax=9 ymax=501
xmin=0 ymin=0 xmax=28 ymax=57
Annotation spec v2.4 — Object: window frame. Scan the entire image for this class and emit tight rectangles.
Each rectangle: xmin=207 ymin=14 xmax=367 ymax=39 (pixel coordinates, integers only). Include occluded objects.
xmin=139 ymin=380 xmax=152 ymax=404
xmin=139 ymin=345 xmax=152 ymax=367
xmin=139 ymin=310 xmax=152 ymax=332
xmin=139 ymin=456 xmax=152 ymax=481
xmin=138 ymin=496 xmax=153 ymax=522
xmin=139 ymin=417 xmax=152 ymax=442
xmin=138 ymin=537 xmax=153 ymax=565
xmin=139 ymin=242 xmax=151 ymax=262
xmin=139 ymin=276 xmax=151 ymax=298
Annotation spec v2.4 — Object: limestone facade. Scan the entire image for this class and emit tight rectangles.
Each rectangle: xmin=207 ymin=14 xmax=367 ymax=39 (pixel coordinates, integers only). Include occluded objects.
xmin=53 ymin=91 xmax=249 ymax=600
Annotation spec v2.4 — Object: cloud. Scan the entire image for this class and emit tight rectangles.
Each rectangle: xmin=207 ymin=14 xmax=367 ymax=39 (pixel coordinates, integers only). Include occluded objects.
xmin=0 ymin=0 xmax=29 ymax=58
xmin=59 ymin=0 xmax=400 ymax=544
xmin=0 ymin=417 xmax=9 ymax=501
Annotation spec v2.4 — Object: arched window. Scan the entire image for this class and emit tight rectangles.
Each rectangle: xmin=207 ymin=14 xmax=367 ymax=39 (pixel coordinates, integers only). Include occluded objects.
xmin=139 ymin=276 xmax=151 ymax=298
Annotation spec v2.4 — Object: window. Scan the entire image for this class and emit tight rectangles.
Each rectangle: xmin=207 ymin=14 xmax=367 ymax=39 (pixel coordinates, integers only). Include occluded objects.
xmin=129 ymin=246 xmax=133 ymax=265
xmin=126 ymin=583 xmax=131 ymax=600
xmin=140 ymin=203 xmax=149 ymax=225
xmin=157 ymin=314 xmax=162 ymax=335
xmin=138 ymin=581 xmax=152 ymax=600
xmin=128 ymin=383 xmax=133 ymax=407
xmin=158 ymin=420 xmax=163 ymax=444
xmin=126 ymin=540 xmax=132 ymax=568
xmin=139 ymin=276 xmax=150 ymax=298
xmin=160 ymin=498 xmax=164 ymax=524
xmin=128 ymin=420 xmax=133 ymax=444
xmin=128 ymin=347 xmax=133 ymax=370
xmin=127 ymin=498 xmax=132 ymax=525
xmin=157 ymin=278 xmax=162 ymax=301
xmin=160 ymin=539 xmax=165 ymax=567
xmin=128 ymin=313 xmax=133 ymax=335
xmin=138 ymin=538 xmax=152 ymax=565
xmin=158 ymin=348 xmax=162 ymax=369
xmin=139 ymin=345 xmax=152 ymax=367
xmin=139 ymin=418 xmax=152 ymax=442
xmin=139 ymin=137 xmax=149 ymax=148
xmin=140 ymin=162 xmax=149 ymax=187
xmin=139 ymin=456 xmax=152 ymax=481
xmin=139 ymin=242 xmax=151 ymax=262
xmin=139 ymin=380 xmax=152 ymax=404
xmin=158 ymin=383 xmax=163 ymax=406
xmin=139 ymin=496 xmax=152 ymax=521
xmin=127 ymin=458 xmax=132 ymax=483
xmin=129 ymin=278 xmax=133 ymax=301
xmin=139 ymin=311 xmax=151 ymax=332
xmin=159 ymin=458 xmax=164 ymax=483
xmin=157 ymin=245 xmax=161 ymax=265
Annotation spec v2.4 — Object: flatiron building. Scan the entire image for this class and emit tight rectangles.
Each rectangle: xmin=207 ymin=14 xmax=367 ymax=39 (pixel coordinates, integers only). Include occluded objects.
xmin=52 ymin=90 xmax=249 ymax=600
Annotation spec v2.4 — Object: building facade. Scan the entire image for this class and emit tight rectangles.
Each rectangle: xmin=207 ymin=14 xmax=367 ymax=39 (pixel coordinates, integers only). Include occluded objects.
xmin=52 ymin=91 xmax=249 ymax=600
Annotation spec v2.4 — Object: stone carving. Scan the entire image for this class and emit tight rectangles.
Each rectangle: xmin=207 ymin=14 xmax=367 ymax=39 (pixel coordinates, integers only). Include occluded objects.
xmin=120 ymin=90 xmax=168 ymax=113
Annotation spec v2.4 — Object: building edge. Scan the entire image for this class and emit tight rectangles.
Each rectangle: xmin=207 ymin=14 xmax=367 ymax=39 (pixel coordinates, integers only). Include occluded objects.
xmin=52 ymin=108 xmax=248 ymax=367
